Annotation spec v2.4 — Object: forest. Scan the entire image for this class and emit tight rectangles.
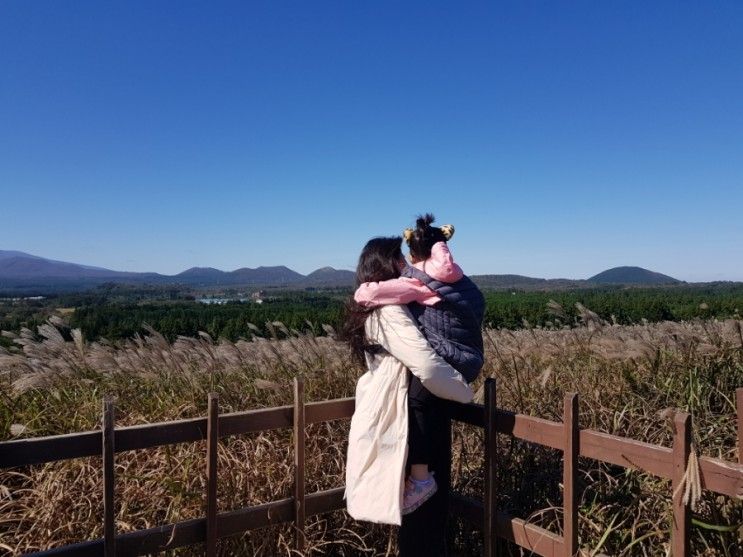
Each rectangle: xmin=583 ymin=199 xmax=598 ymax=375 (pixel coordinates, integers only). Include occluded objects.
xmin=2 ymin=283 xmax=742 ymax=345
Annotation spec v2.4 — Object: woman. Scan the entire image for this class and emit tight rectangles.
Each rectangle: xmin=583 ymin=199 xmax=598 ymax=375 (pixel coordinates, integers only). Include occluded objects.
xmin=343 ymin=237 xmax=473 ymax=531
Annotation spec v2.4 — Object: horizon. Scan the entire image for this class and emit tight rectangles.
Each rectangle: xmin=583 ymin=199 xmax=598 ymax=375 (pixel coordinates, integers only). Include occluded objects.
xmin=2 ymin=2 xmax=742 ymax=282
xmin=0 ymin=248 xmax=731 ymax=284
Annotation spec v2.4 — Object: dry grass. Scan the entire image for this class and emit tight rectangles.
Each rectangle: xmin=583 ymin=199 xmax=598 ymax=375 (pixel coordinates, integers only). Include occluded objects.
xmin=1 ymin=313 xmax=742 ymax=556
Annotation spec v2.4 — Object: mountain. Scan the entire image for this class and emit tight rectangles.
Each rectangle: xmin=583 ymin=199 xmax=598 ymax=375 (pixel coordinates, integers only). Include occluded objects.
xmin=0 ymin=250 xmax=159 ymax=280
xmin=174 ymin=266 xmax=305 ymax=286
xmin=588 ymin=266 xmax=681 ymax=285
xmin=0 ymin=250 xmax=693 ymax=294
xmin=0 ymin=250 xmax=351 ymax=293
xmin=473 ymin=267 xmax=684 ymax=290
xmin=175 ymin=267 xmax=229 ymax=286
xmin=231 ymin=266 xmax=305 ymax=285
xmin=0 ymin=251 xmax=110 ymax=272
xmin=470 ymin=274 xmax=587 ymax=290
xmin=0 ymin=250 xmax=43 ymax=262
xmin=305 ymin=267 xmax=356 ymax=286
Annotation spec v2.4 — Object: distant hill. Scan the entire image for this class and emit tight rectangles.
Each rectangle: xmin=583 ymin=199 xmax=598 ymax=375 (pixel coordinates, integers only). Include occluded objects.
xmin=231 ymin=266 xmax=305 ymax=285
xmin=470 ymin=274 xmax=588 ymax=290
xmin=305 ymin=267 xmax=356 ymax=286
xmin=588 ymin=266 xmax=681 ymax=285
xmin=0 ymin=250 xmax=353 ymax=293
xmin=175 ymin=267 xmax=229 ymax=286
xmin=0 ymin=250 xmax=697 ymax=294
xmin=0 ymin=250 xmax=159 ymax=280
xmin=177 ymin=267 xmax=226 ymax=278
xmin=0 ymin=250 xmax=44 ymax=262
xmin=174 ymin=265 xmax=305 ymax=286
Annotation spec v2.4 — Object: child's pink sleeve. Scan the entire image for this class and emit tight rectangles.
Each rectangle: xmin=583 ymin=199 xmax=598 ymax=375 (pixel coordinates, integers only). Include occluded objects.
xmin=418 ymin=242 xmax=464 ymax=282
xmin=354 ymin=277 xmax=441 ymax=307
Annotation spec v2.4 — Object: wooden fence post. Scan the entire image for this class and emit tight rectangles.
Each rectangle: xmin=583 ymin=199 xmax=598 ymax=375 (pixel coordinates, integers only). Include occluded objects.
xmin=484 ymin=378 xmax=498 ymax=557
xmin=671 ymin=412 xmax=691 ymax=557
xmin=737 ymin=388 xmax=742 ymax=465
xmin=294 ymin=377 xmax=306 ymax=554
xmin=102 ymin=398 xmax=116 ymax=557
xmin=206 ymin=392 xmax=219 ymax=557
xmin=563 ymin=393 xmax=579 ymax=557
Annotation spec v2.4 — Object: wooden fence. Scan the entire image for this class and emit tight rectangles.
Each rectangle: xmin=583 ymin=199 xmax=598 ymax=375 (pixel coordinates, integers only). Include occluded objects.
xmin=1 ymin=383 xmax=742 ymax=556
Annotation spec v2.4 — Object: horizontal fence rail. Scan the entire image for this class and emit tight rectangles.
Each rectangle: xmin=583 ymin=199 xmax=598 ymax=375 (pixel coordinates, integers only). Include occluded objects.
xmin=0 ymin=398 xmax=355 ymax=469
xmin=1 ymin=383 xmax=741 ymax=556
xmin=24 ymin=488 xmax=347 ymax=557
xmin=447 ymin=398 xmax=743 ymax=500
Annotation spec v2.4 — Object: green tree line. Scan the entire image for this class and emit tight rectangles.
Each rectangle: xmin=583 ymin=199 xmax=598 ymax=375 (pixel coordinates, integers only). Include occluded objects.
xmin=2 ymin=285 xmax=742 ymax=345
xmin=68 ymin=296 xmax=344 ymax=341
xmin=482 ymin=286 xmax=743 ymax=329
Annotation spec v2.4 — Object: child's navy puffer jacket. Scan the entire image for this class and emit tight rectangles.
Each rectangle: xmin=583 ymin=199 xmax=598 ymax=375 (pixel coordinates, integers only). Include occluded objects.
xmin=401 ymin=266 xmax=485 ymax=383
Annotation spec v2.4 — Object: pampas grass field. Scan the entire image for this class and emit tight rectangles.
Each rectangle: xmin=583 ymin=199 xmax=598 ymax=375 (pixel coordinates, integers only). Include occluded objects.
xmin=1 ymin=310 xmax=742 ymax=555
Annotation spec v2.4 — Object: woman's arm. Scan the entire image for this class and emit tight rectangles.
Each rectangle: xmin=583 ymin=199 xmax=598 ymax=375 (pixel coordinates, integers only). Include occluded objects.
xmin=368 ymin=305 xmax=474 ymax=403
xmin=354 ymin=276 xmax=441 ymax=307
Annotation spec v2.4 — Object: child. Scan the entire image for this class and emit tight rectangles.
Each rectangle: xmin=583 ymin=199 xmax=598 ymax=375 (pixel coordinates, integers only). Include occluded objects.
xmin=354 ymin=230 xmax=463 ymax=307
xmin=354 ymin=214 xmax=485 ymax=514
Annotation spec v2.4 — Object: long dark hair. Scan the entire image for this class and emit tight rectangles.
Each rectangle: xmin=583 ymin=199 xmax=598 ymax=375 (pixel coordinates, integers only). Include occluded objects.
xmin=407 ymin=213 xmax=447 ymax=262
xmin=341 ymin=236 xmax=404 ymax=366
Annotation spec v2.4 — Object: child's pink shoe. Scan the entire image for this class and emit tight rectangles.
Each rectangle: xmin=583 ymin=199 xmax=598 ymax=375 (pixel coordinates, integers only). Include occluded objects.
xmin=402 ymin=475 xmax=437 ymax=515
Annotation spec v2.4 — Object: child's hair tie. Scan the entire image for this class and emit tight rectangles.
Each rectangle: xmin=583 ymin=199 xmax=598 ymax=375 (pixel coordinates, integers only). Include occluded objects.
xmin=403 ymin=224 xmax=454 ymax=245
xmin=440 ymin=224 xmax=455 ymax=240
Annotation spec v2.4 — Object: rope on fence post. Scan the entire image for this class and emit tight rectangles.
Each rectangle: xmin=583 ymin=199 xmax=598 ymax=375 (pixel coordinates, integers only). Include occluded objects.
xmin=102 ymin=397 xmax=116 ymax=557
xmin=671 ymin=412 xmax=691 ymax=557
xmin=206 ymin=392 xmax=219 ymax=557
xmin=737 ymin=388 xmax=742 ymax=465
xmin=484 ymin=377 xmax=498 ymax=557
xmin=294 ymin=377 xmax=306 ymax=554
xmin=563 ymin=393 xmax=579 ymax=557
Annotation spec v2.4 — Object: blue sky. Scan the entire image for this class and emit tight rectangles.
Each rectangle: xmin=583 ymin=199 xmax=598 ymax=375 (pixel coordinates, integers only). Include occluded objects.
xmin=1 ymin=2 xmax=741 ymax=281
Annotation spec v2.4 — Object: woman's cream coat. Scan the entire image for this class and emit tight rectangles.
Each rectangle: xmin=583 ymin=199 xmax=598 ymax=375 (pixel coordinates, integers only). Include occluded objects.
xmin=345 ymin=305 xmax=474 ymax=525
